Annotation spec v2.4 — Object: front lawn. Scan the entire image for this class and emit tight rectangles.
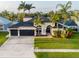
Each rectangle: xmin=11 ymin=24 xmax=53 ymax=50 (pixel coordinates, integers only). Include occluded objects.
xmin=34 ymin=32 xmax=79 ymax=49
xmin=35 ymin=52 xmax=79 ymax=58
xmin=0 ymin=32 xmax=8 ymax=46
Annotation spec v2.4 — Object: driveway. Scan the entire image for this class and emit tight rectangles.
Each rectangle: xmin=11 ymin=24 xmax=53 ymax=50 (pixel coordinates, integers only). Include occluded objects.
xmin=0 ymin=36 xmax=35 ymax=58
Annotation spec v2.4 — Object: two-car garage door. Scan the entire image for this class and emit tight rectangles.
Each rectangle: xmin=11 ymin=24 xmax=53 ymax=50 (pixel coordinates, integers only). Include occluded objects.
xmin=10 ymin=30 xmax=34 ymax=36
xmin=20 ymin=30 xmax=34 ymax=36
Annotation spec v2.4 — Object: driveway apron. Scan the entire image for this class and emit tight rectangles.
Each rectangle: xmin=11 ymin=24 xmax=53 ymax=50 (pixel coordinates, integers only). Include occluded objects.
xmin=0 ymin=36 xmax=35 ymax=58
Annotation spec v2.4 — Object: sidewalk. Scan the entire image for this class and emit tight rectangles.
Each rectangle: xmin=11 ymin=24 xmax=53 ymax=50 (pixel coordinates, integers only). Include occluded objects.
xmin=35 ymin=49 xmax=79 ymax=52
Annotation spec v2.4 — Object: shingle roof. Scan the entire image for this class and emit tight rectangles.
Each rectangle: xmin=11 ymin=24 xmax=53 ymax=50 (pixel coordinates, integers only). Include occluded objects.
xmin=58 ymin=19 xmax=77 ymax=26
xmin=9 ymin=17 xmax=51 ymax=28
xmin=40 ymin=17 xmax=50 ymax=22
xmin=9 ymin=20 xmax=34 ymax=28
xmin=65 ymin=20 xmax=77 ymax=26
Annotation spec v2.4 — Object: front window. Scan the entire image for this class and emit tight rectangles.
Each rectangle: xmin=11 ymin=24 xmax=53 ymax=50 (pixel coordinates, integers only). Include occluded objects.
xmin=36 ymin=26 xmax=41 ymax=36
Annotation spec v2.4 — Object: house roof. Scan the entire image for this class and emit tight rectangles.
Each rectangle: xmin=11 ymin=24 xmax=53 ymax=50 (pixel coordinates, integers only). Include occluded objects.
xmin=40 ymin=17 xmax=50 ymax=22
xmin=0 ymin=17 xmax=11 ymax=25
xmin=9 ymin=20 xmax=34 ymax=28
xmin=9 ymin=16 xmax=51 ymax=28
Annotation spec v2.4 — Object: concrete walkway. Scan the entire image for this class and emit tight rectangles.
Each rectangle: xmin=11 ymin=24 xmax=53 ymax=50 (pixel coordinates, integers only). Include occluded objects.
xmin=0 ymin=36 xmax=35 ymax=58
xmin=35 ymin=49 xmax=79 ymax=52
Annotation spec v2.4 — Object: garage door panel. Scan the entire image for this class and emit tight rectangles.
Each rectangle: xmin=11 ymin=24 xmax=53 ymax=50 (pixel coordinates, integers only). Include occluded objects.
xmin=11 ymin=30 xmax=18 ymax=36
xmin=20 ymin=30 xmax=34 ymax=36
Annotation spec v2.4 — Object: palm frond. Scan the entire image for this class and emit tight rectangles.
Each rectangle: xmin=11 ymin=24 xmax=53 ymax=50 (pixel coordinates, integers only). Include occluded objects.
xmin=65 ymin=1 xmax=72 ymax=8
xmin=65 ymin=1 xmax=72 ymax=11
xmin=66 ymin=5 xmax=71 ymax=11
xmin=56 ymin=4 xmax=65 ymax=9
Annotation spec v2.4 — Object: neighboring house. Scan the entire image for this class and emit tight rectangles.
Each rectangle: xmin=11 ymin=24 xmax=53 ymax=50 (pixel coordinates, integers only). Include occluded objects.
xmin=57 ymin=19 xmax=78 ymax=30
xmin=8 ymin=17 xmax=78 ymax=37
xmin=0 ymin=17 xmax=12 ymax=31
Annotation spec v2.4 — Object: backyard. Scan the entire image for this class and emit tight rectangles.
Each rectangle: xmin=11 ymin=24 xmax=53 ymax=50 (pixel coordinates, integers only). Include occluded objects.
xmin=0 ymin=32 xmax=8 ymax=46
xmin=34 ymin=32 xmax=79 ymax=49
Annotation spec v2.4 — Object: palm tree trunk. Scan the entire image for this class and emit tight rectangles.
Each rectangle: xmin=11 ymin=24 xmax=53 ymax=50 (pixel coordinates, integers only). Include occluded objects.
xmin=28 ymin=10 xmax=30 ymax=14
xmin=23 ymin=10 xmax=25 ymax=15
xmin=57 ymin=22 xmax=59 ymax=30
xmin=63 ymin=22 xmax=64 ymax=29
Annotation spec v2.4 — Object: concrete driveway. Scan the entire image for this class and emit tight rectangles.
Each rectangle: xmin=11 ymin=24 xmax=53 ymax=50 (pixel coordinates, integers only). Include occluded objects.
xmin=0 ymin=36 xmax=35 ymax=58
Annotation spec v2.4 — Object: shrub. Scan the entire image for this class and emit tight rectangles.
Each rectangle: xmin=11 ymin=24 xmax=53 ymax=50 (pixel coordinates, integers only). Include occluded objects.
xmin=53 ymin=30 xmax=61 ymax=38
xmin=61 ymin=30 xmax=66 ymax=38
xmin=66 ymin=28 xmax=73 ymax=38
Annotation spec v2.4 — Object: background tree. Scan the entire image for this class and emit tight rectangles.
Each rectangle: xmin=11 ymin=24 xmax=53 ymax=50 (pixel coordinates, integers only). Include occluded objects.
xmin=18 ymin=1 xmax=35 ymax=14
xmin=1 ymin=10 xmax=9 ymax=18
xmin=56 ymin=1 xmax=72 ymax=20
xmin=8 ymin=12 xmax=17 ymax=21
xmin=17 ymin=13 xmax=25 ymax=22
xmin=18 ymin=1 xmax=26 ymax=13
xmin=25 ymin=4 xmax=35 ymax=14
xmin=56 ymin=1 xmax=72 ymax=29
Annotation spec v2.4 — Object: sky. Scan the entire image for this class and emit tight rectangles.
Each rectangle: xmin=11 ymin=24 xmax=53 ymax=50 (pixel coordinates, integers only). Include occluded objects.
xmin=0 ymin=1 xmax=79 ymax=13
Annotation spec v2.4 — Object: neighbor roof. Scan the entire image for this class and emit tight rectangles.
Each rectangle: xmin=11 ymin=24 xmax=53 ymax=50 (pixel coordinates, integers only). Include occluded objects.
xmin=0 ymin=17 xmax=11 ymax=25
xmin=65 ymin=20 xmax=77 ymax=26
xmin=58 ymin=19 xmax=77 ymax=26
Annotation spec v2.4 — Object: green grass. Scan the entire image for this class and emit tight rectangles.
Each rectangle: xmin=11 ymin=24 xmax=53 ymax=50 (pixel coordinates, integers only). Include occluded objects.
xmin=35 ymin=52 xmax=79 ymax=58
xmin=0 ymin=32 xmax=8 ymax=46
xmin=35 ymin=32 xmax=79 ymax=49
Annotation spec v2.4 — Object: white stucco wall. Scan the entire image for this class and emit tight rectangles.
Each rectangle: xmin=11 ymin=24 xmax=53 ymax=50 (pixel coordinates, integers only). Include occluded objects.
xmin=41 ymin=22 xmax=54 ymax=35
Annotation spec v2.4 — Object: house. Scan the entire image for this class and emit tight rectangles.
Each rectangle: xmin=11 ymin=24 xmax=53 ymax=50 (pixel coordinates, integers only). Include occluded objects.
xmin=8 ymin=17 xmax=78 ymax=37
xmin=8 ymin=16 xmax=54 ymax=36
xmin=57 ymin=19 xmax=78 ymax=30
xmin=0 ymin=17 xmax=12 ymax=31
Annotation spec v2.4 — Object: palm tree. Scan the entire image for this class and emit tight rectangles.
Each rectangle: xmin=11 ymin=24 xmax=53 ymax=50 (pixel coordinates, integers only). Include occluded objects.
xmin=33 ymin=16 xmax=42 ymax=36
xmin=18 ymin=1 xmax=35 ymax=14
xmin=69 ymin=10 xmax=79 ymax=21
xmin=56 ymin=1 xmax=72 ymax=28
xmin=48 ymin=11 xmax=60 ymax=28
xmin=17 ymin=13 xmax=25 ymax=22
xmin=56 ymin=1 xmax=72 ymax=13
xmin=33 ymin=15 xmax=42 ymax=26
xmin=18 ymin=1 xmax=26 ymax=13
xmin=25 ymin=4 xmax=35 ymax=14
xmin=56 ymin=1 xmax=72 ymax=20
